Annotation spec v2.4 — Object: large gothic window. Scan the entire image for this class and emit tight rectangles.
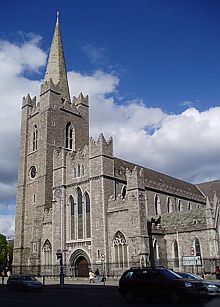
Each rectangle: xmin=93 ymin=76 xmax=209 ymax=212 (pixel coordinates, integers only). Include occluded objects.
xmin=43 ymin=240 xmax=52 ymax=268
xmin=33 ymin=124 xmax=38 ymax=151
xmin=194 ymin=237 xmax=201 ymax=257
xmin=66 ymin=122 xmax=74 ymax=150
xmin=154 ymin=194 xmax=161 ymax=215
xmin=69 ymin=196 xmax=75 ymax=240
xmin=113 ymin=231 xmax=128 ymax=268
xmin=172 ymin=240 xmax=179 ymax=268
xmin=85 ymin=192 xmax=91 ymax=238
xmin=77 ymin=188 xmax=83 ymax=239
xmin=178 ymin=200 xmax=183 ymax=211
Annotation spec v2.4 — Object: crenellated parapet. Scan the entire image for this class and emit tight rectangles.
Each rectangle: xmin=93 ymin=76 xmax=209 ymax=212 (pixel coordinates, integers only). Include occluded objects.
xmin=126 ymin=166 xmax=145 ymax=191
xmin=40 ymin=78 xmax=61 ymax=96
xmin=22 ymin=94 xmax=37 ymax=109
xmin=73 ymin=92 xmax=89 ymax=108
xmin=42 ymin=208 xmax=52 ymax=224
xmin=107 ymin=194 xmax=128 ymax=213
xmin=89 ymin=134 xmax=113 ymax=158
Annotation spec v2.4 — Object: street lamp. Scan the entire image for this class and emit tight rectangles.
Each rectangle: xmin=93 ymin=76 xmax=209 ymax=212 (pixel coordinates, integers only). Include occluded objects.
xmin=147 ymin=216 xmax=161 ymax=268
xmin=54 ymin=187 xmax=65 ymax=288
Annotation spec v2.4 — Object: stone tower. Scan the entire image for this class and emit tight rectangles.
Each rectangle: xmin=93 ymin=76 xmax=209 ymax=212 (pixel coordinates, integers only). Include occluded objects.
xmin=13 ymin=15 xmax=89 ymax=269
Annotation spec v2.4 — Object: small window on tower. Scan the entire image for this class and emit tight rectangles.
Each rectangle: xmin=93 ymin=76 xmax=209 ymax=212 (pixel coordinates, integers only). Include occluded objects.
xmin=32 ymin=125 xmax=38 ymax=151
xmin=66 ymin=122 xmax=74 ymax=150
xmin=121 ymin=186 xmax=127 ymax=198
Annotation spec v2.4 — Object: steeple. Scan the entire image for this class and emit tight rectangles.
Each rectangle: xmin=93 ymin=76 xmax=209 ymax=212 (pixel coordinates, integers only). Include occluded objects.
xmin=44 ymin=12 xmax=70 ymax=102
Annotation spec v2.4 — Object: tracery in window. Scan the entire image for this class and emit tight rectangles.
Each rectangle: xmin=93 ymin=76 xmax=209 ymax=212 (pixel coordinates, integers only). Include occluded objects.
xmin=66 ymin=122 xmax=74 ymax=150
xmin=43 ymin=240 xmax=52 ymax=268
xmin=113 ymin=231 xmax=128 ymax=268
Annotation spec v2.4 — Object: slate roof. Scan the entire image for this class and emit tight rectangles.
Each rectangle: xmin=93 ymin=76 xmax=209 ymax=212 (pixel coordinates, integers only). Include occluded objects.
xmin=197 ymin=180 xmax=220 ymax=200
xmin=114 ymin=157 xmax=205 ymax=202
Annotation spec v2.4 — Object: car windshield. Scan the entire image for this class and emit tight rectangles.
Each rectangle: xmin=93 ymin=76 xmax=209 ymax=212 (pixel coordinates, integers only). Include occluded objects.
xmin=21 ymin=276 xmax=37 ymax=281
xmin=179 ymin=273 xmax=203 ymax=280
xmin=161 ymin=269 xmax=183 ymax=280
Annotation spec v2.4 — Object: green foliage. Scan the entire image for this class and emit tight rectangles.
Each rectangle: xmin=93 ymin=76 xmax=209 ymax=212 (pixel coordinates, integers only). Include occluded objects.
xmin=0 ymin=234 xmax=14 ymax=274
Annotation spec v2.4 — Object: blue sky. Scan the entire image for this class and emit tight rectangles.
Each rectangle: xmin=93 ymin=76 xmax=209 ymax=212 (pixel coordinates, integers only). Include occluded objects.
xmin=1 ymin=0 xmax=220 ymax=236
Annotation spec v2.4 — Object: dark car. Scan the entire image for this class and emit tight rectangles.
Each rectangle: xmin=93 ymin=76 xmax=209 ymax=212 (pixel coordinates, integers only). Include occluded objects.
xmin=118 ymin=267 xmax=207 ymax=303
xmin=177 ymin=272 xmax=220 ymax=296
xmin=7 ymin=275 xmax=43 ymax=291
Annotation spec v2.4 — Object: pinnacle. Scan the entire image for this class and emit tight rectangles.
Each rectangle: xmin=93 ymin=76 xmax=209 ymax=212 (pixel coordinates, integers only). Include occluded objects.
xmin=44 ymin=14 xmax=70 ymax=102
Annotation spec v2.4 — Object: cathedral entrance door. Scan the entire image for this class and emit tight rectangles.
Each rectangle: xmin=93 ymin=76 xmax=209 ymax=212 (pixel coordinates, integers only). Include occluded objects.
xmin=75 ymin=256 xmax=89 ymax=277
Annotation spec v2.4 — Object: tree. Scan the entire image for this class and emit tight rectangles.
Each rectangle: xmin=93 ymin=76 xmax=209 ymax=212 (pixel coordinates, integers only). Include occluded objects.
xmin=0 ymin=234 xmax=14 ymax=275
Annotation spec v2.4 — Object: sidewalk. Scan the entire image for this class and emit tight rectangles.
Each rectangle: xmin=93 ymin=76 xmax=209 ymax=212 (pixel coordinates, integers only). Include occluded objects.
xmin=42 ymin=277 xmax=119 ymax=288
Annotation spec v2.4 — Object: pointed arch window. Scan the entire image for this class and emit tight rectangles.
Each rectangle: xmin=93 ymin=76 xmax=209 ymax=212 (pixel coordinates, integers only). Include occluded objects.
xmin=178 ymin=200 xmax=183 ymax=211
xmin=167 ymin=197 xmax=172 ymax=213
xmin=154 ymin=194 xmax=161 ymax=215
xmin=121 ymin=186 xmax=127 ymax=199
xmin=113 ymin=231 xmax=128 ymax=268
xmin=187 ymin=202 xmax=191 ymax=210
xmin=77 ymin=163 xmax=80 ymax=177
xmin=194 ymin=237 xmax=201 ymax=256
xmin=85 ymin=192 xmax=91 ymax=238
xmin=81 ymin=165 xmax=85 ymax=176
xmin=73 ymin=167 xmax=76 ymax=178
xmin=66 ymin=122 xmax=74 ymax=150
xmin=77 ymin=188 xmax=83 ymax=239
xmin=172 ymin=240 xmax=179 ymax=268
xmin=153 ymin=240 xmax=160 ymax=266
xmin=33 ymin=124 xmax=38 ymax=151
xmin=69 ymin=196 xmax=75 ymax=240
xmin=43 ymin=240 xmax=52 ymax=268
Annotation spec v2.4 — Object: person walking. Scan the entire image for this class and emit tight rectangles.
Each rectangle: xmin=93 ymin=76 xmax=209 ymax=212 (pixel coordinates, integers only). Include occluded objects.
xmin=89 ymin=271 xmax=95 ymax=283
xmin=95 ymin=268 xmax=100 ymax=282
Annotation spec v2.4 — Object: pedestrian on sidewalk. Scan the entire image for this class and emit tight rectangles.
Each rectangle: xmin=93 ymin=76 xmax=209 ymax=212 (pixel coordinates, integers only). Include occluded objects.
xmin=95 ymin=268 xmax=101 ymax=282
xmin=89 ymin=271 xmax=95 ymax=283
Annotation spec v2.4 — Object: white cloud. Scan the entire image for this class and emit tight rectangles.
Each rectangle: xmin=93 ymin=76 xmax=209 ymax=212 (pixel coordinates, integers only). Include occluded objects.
xmin=0 ymin=215 xmax=15 ymax=237
xmin=1 ymin=35 xmax=220 ymax=236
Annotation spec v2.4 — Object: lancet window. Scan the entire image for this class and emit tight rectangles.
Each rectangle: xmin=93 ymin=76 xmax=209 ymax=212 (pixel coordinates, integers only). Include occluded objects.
xmin=66 ymin=122 xmax=74 ymax=150
xmin=113 ymin=231 xmax=128 ymax=268
xmin=33 ymin=124 xmax=38 ymax=151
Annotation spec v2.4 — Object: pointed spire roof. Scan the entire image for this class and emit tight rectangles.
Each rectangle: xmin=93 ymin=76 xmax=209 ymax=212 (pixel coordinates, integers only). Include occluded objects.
xmin=44 ymin=12 xmax=70 ymax=102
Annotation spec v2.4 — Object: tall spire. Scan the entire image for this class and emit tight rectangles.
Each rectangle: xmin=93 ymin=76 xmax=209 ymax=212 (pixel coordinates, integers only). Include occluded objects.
xmin=44 ymin=13 xmax=70 ymax=102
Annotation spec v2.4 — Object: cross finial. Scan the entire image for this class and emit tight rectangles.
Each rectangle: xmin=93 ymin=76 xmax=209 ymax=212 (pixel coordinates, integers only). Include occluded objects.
xmin=56 ymin=11 xmax=60 ymax=22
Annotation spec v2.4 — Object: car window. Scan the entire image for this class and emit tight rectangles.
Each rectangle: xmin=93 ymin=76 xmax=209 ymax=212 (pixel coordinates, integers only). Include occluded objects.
xmin=124 ymin=271 xmax=134 ymax=279
xmin=160 ymin=269 xmax=183 ymax=280
xmin=22 ymin=276 xmax=37 ymax=281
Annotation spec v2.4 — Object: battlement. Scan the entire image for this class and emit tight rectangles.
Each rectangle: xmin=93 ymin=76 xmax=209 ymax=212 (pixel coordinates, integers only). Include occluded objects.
xmin=40 ymin=78 xmax=61 ymax=96
xmin=73 ymin=92 xmax=89 ymax=108
xmin=22 ymin=94 xmax=37 ymax=109
xmin=126 ymin=166 xmax=145 ymax=191
xmin=42 ymin=208 xmax=52 ymax=224
xmin=108 ymin=194 xmax=128 ymax=213
xmin=89 ymin=134 xmax=113 ymax=158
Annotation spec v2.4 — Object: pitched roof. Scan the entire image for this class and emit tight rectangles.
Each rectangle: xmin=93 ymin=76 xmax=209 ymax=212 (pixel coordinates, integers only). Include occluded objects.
xmin=197 ymin=179 xmax=220 ymax=200
xmin=114 ymin=157 xmax=205 ymax=202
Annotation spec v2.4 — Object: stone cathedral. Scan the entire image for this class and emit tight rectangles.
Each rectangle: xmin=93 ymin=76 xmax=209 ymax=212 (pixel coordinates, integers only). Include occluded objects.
xmin=14 ymin=17 xmax=220 ymax=277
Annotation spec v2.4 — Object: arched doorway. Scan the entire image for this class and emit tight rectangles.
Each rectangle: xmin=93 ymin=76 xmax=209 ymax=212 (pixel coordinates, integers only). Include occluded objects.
xmin=70 ymin=249 xmax=90 ymax=277
xmin=75 ymin=256 xmax=89 ymax=277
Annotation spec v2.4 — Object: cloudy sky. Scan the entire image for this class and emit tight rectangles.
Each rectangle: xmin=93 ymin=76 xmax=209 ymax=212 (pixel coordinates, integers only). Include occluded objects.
xmin=1 ymin=0 xmax=220 ymax=237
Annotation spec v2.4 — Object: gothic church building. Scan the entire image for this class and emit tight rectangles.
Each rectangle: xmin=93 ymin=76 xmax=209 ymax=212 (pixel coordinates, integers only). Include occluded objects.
xmin=14 ymin=17 xmax=220 ymax=276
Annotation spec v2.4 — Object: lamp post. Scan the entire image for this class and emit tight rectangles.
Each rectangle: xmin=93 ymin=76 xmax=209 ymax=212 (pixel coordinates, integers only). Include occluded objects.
xmin=54 ymin=187 xmax=65 ymax=288
xmin=147 ymin=216 xmax=161 ymax=268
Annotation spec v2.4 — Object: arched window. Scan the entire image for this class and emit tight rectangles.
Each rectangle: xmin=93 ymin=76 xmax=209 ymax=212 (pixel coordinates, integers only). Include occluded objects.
xmin=69 ymin=196 xmax=75 ymax=240
xmin=167 ymin=197 xmax=172 ymax=213
xmin=73 ymin=167 xmax=76 ymax=178
xmin=178 ymin=200 xmax=183 ymax=211
xmin=77 ymin=188 xmax=83 ymax=239
xmin=85 ymin=192 xmax=91 ymax=238
xmin=77 ymin=164 xmax=80 ymax=177
xmin=81 ymin=165 xmax=85 ymax=176
xmin=172 ymin=240 xmax=179 ymax=268
xmin=154 ymin=194 xmax=161 ymax=215
xmin=43 ymin=240 xmax=52 ymax=268
xmin=66 ymin=122 xmax=74 ymax=150
xmin=153 ymin=240 xmax=160 ymax=266
xmin=113 ymin=231 xmax=128 ymax=268
xmin=187 ymin=202 xmax=191 ymax=210
xmin=33 ymin=124 xmax=38 ymax=151
xmin=121 ymin=186 xmax=127 ymax=199
xmin=194 ymin=237 xmax=201 ymax=256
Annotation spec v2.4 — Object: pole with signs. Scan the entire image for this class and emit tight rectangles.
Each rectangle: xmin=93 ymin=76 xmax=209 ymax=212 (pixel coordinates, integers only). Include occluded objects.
xmin=101 ymin=254 xmax=106 ymax=285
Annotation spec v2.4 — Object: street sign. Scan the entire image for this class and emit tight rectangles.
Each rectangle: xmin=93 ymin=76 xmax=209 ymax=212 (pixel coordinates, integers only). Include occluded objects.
xmin=183 ymin=256 xmax=201 ymax=266
xmin=101 ymin=253 xmax=105 ymax=261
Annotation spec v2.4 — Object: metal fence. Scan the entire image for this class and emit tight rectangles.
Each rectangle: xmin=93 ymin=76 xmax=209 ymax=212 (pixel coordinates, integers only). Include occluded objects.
xmin=9 ymin=257 xmax=220 ymax=278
